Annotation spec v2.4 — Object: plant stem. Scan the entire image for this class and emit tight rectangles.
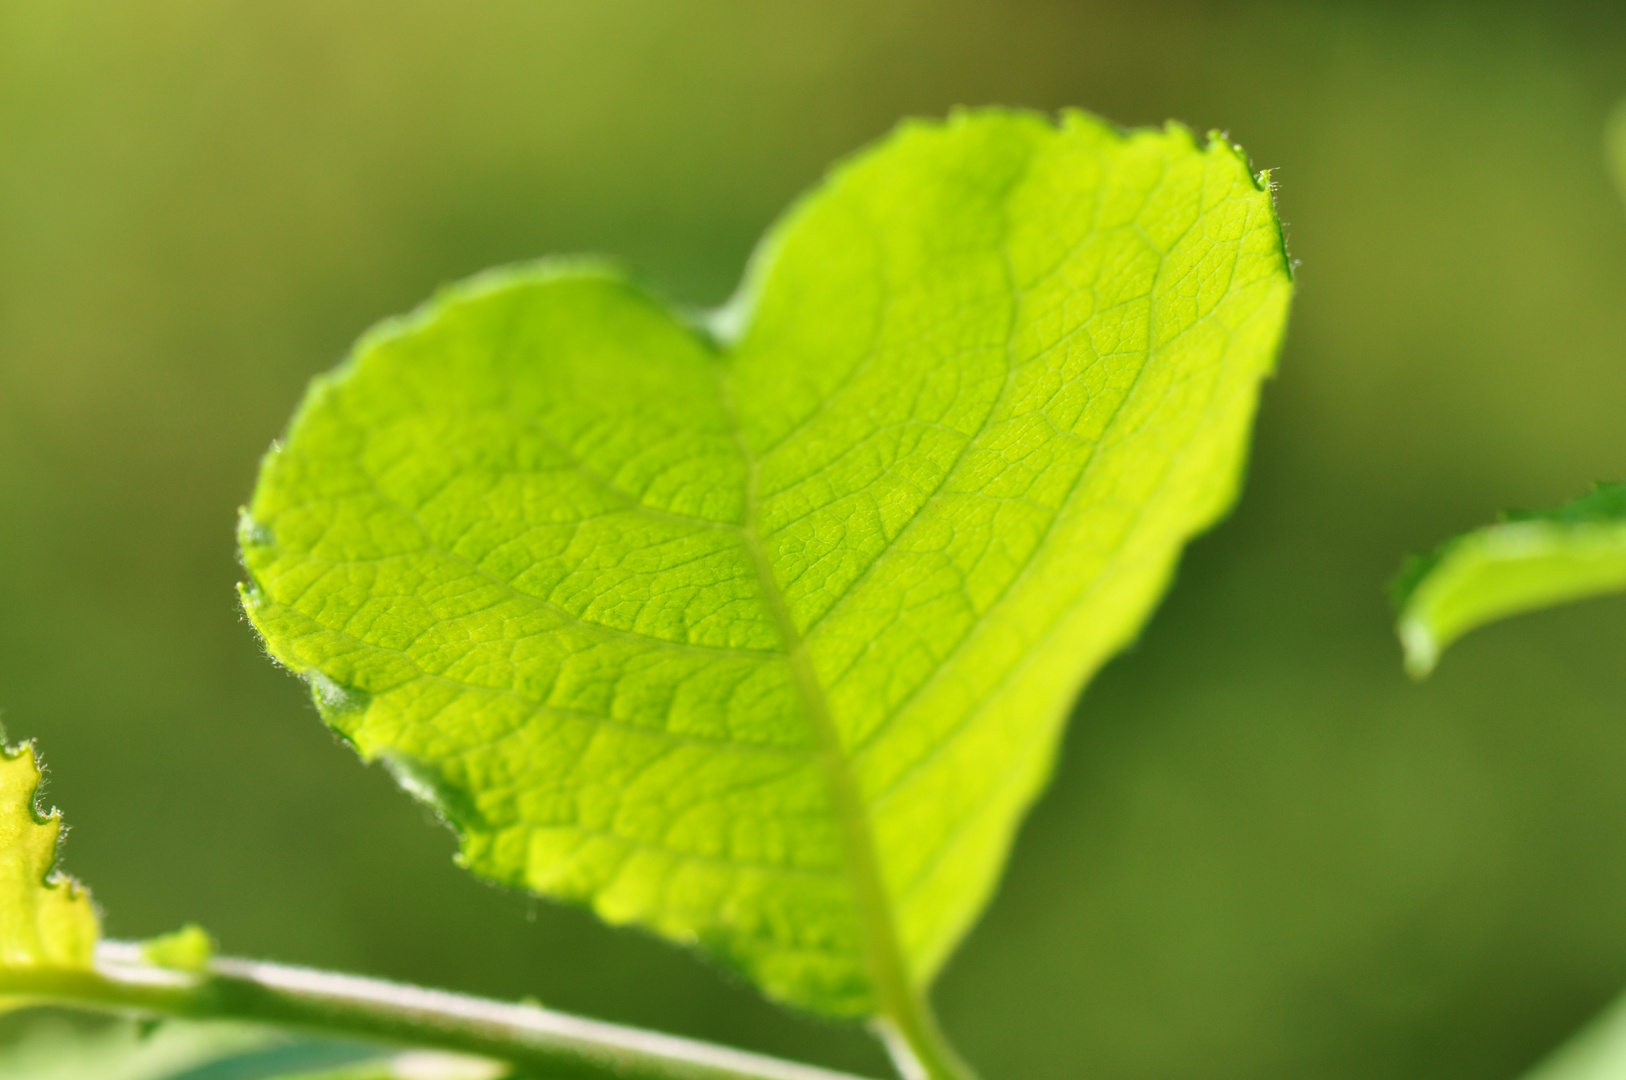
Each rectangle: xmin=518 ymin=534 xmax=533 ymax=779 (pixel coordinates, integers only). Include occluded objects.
xmin=0 ymin=943 xmax=882 ymax=1080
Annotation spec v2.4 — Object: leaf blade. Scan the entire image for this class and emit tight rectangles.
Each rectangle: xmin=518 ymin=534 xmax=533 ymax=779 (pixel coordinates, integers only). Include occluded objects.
xmin=1394 ymin=484 xmax=1626 ymax=677
xmin=733 ymin=112 xmax=1292 ymax=987
xmin=0 ymin=744 xmax=97 ymax=972
xmin=240 ymin=108 xmax=1292 ymax=1018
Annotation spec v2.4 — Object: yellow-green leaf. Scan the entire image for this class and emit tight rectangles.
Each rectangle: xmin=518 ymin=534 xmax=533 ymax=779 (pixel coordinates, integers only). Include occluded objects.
xmin=1394 ymin=483 xmax=1626 ymax=678
xmin=0 ymin=743 xmax=97 ymax=970
xmin=240 ymin=108 xmax=1293 ymax=1019
xmin=141 ymin=923 xmax=216 ymax=974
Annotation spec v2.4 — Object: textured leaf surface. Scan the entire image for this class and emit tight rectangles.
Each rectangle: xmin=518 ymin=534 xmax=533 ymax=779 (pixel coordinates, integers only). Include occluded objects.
xmin=240 ymin=108 xmax=1292 ymax=1016
xmin=1395 ymin=484 xmax=1626 ymax=678
xmin=0 ymin=744 xmax=97 ymax=970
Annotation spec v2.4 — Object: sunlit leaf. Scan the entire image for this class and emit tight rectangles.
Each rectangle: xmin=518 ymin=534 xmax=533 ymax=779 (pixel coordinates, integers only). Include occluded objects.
xmin=1394 ymin=483 xmax=1626 ymax=678
xmin=141 ymin=923 xmax=215 ymax=974
xmin=240 ymin=108 xmax=1292 ymax=1017
xmin=0 ymin=743 xmax=97 ymax=973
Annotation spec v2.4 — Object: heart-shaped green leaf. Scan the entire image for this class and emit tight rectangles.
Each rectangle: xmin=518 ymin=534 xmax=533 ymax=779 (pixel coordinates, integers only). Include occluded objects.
xmin=240 ymin=109 xmax=1291 ymax=1028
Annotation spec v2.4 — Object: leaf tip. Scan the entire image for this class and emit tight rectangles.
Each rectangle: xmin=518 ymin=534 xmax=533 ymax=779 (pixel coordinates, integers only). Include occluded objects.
xmin=1398 ymin=618 xmax=1440 ymax=681
xmin=1390 ymin=547 xmax=1450 ymax=677
xmin=1 ymin=740 xmax=54 ymax=823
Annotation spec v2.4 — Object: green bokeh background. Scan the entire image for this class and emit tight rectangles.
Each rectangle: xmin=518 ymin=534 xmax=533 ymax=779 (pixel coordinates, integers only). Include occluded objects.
xmin=3 ymin=2 xmax=1626 ymax=1078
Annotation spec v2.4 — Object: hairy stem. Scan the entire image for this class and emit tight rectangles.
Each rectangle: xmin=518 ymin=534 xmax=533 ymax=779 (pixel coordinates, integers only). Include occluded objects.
xmin=0 ymin=943 xmax=880 ymax=1080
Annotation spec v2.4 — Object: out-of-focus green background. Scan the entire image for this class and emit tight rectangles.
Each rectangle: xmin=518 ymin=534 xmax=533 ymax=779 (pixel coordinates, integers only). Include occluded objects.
xmin=3 ymin=2 xmax=1626 ymax=1077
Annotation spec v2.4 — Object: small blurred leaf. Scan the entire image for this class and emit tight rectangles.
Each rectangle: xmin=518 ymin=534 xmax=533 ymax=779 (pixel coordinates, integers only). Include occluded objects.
xmin=272 ymin=1050 xmax=510 ymax=1080
xmin=1521 ymin=989 xmax=1626 ymax=1080
xmin=0 ymin=1012 xmax=489 ymax=1080
xmin=241 ymin=107 xmax=1292 ymax=1018
xmin=1606 ymin=99 xmax=1626 ymax=208
xmin=0 ymin=1011 xmax=513 ymax=1080
xmin=0 ymin=1013 xmax=283 ymax=1080
xmin=141 ymin=923 xmax=216 ymax=974
xmin=1393 ymin=483 xmax=1626 ymax=677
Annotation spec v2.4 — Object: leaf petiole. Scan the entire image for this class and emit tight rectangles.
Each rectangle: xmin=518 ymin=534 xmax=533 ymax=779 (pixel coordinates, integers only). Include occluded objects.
xmin=873 ymin=998 xmax=978 ymax=1080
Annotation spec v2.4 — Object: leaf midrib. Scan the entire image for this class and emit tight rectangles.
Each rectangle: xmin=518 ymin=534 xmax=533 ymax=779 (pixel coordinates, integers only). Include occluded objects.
xmin=702 ymin=153 xmax=1230 ymax=978
xmin=711 ymin=359 xmax=919 ymax=1024
xmin=697 ymin=155 xmax=1045 ymax=1022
